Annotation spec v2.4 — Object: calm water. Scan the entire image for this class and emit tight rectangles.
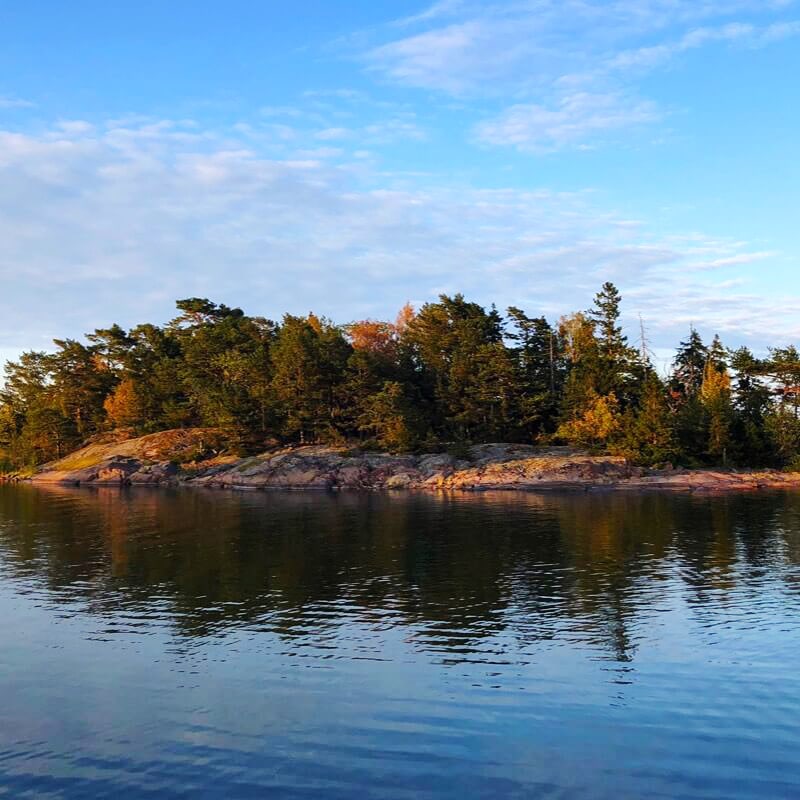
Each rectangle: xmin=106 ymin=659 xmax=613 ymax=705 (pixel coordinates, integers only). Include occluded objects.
xmin=1 ymin=485 xmax=800 ymax=799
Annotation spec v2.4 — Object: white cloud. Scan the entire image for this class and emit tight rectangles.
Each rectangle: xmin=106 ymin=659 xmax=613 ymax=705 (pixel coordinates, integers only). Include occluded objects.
xmin=368 ymin=1 xmax=798 ymax=93
xmin=0 ymin=118 xmax=794 ymax=355
xmin=0 ymin=96 xmax=34 ymax=109
xmin=475 ymin=92 xmax=660 ymax=152
xmin=315 ymin=127 xmax=350 ymax=140
xmin=608 ymin=19 xmax=800 ymax=71
xmin=365 ymin=1 xmax=800 ymax=150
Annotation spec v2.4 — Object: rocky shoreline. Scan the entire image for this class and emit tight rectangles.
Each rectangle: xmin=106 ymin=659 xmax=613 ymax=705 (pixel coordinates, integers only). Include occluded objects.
xmin=4 ymin=429 xmax=800 ymax=494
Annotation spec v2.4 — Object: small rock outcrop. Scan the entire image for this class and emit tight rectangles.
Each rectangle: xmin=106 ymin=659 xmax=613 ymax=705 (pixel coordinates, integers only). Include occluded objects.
xmin=32 ymin=456 xmax=179 ymax=486
xmin=20 ymin=428 xmax=800 ymax=494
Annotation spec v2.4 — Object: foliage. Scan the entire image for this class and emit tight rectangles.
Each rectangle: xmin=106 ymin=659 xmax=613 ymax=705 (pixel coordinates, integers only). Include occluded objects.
xmin=700 ymin=359 xmax=733 ymax=464
xmin=103 ymin=379 xmax=143 ymax=429
xmin=359 ymin=381 xmax=426 ymax=452
xmin=616 ymin=374 xmax=677 ymax=466
xmin=556 ymin=391 xmax=621 ymax=450
xmin=2 ymin=283 xmax=800 ymax=471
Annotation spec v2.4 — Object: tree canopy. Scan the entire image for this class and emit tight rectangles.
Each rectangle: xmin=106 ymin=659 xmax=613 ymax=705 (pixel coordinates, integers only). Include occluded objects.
xmin=2 ymin=284 xmax=798 ymax=471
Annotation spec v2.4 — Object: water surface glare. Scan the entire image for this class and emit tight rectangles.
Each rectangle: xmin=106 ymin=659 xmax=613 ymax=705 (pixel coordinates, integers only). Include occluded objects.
xmin=1 ymin=484 xmax=800 ymax=798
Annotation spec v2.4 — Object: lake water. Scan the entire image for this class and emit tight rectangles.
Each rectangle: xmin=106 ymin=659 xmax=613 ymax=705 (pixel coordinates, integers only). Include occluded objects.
xmin=1 ymin=484 xmax=799 ymax=799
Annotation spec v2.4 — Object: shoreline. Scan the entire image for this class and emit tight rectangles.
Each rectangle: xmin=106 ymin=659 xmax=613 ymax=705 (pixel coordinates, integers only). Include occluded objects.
xmin=3 ymin=430 xmax=800 ymax=495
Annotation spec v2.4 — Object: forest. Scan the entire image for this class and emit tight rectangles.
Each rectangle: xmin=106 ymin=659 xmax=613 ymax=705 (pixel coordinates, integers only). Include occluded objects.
xmin=2 ymin=283 xmax=800 ymax=472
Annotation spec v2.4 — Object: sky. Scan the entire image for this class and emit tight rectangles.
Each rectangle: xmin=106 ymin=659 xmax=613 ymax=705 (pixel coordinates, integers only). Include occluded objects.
xmin=1 ymin=0 xmax=799 ymax=371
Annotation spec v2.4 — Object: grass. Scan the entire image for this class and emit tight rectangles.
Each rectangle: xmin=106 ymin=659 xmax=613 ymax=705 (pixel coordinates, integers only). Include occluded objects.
xmin=48 ymin=451 xmax=107 ymax=472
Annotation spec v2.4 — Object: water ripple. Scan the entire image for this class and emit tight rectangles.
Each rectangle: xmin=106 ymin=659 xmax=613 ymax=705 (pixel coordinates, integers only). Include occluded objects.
xmin=1 ymin=485 xmax=800 ymax=797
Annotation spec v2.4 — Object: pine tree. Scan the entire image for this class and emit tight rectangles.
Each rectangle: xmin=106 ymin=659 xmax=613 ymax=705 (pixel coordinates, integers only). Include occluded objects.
xmin=359 ymin=381 xmax=426 ymax=452
xmin=707 ymin=334 xmax=728 ymax=371
xmin=767 ymin=345 xmax=800 ymax=418
xmin=4 ymin=286 xmax=800 ymax=470
xmin=403 ymin=294 xmax=504 ymax=440
xmin=618 ymin=373 xmax=676 ymax=465
xmin=270 ymin=314 xmax=350 ymax=443
xmin=729 ymin=347 xmax=771 ymax=464
xmin=588 ymin=282 xmax=636 ymax=399
xmin=506 ymin=307 xmax=561 ymax=436
xmin=672 ymin=327 xmax=708 ymax=398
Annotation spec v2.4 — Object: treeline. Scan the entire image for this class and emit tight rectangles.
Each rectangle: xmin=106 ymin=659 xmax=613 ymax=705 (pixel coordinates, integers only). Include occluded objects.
xmin=2 ymin=283 xmax=800 ymax=470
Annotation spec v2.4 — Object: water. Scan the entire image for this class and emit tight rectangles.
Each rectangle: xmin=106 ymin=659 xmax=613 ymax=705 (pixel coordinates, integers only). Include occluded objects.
xmin=1 ymin=484 xmax=799 ymax=799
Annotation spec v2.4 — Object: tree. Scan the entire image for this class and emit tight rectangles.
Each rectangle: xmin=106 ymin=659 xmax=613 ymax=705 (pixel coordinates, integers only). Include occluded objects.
xmin=4 ymin=285 xmax=800 ymax=471
xmin=766 ymin=346 xmax=800 ymax=418
xmin=403 ymin=294 xmax=504 ymax=440
xmin=617 ymin=374 xmax=677 ymax=466
xmin=764 ymin=408 xmax=800 ymax=468
xmin=167 ymin=299 xmax=276 ymax=447
xmin=700 ymin=359 xmax=733 ymax=464
xmin=506 ymin=306 xmax=561 ymax=436
xmin=0 ymin=350 xmax=77 ymax=465
xmin=359 ymin=381 xmax=426 ymax=452
xmin=588 ymin=282 xmax=637 ymax=399
xmin=729 ymin=347 xmax=771 ymax=465
xmin=707 ymin=334 xmax=728 ymax=371
xmin=104 ymin=379 xmax=144 ymax=429
xmin=270 ymin=314 xmax=351 ymax=443
xmin=672 ymin=327 xmax=708 ymax=398
xmin=556 ymin=391 xmax=621 ymax=450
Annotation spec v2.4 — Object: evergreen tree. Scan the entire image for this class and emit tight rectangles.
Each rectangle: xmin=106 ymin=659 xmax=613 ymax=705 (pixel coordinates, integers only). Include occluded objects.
xmin=403 ymin=294 xmax=504 ymax=440
xmin=729 ymin=347 xmax=771 ymax=464
xmin=588 ymin=282 xmax=637 ymax=399
xmin=617 ymin=373 xmax=677 ymax=466
xmin=672 ymin=327 xmax=708 ymax=398
xmin=359 ymin=381 xmax=426 ymax=452
xmin=169 ymin=299 xmax=276 ymax=446
xmin=3 ymin=284 xmax=800 ymax=472
xmin=707 ymin=334 xmax=728 ymax=371
xmin=764 ymin=408 xmax=800 ymax=468
xmin=270 ymin=314 xmax=351 ymax=443
xmin=767 ymin=345 xmax=800 ymax=418
xmin=506 ymin=307 xmax=562 ymax=436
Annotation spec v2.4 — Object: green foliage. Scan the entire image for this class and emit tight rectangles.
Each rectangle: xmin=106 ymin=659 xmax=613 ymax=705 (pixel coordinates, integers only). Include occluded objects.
xmin=764 ymin=408 xmax=800 ymax=468
xmin=616 ymin=374 xmax=677 ymax=466
xmin=672 ymin=327 xmax=708 ymax=398
xmin=359 ymin=381 xmax=426 ymax=452
xmin=2 ymin=284 xmax=799 ymax=471
xmin=270 ymin=314 xmax=351 ymax=444
xmin=589 ymin=281 xmax=638 ymax=399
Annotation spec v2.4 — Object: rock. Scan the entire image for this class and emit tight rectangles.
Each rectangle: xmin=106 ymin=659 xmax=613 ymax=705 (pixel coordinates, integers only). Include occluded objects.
xmin=385 ymin=473 xmax=413 ymax=489
xmin=25 ymin=428 xmax=800 ymax=494
xmin=129 ymin=462 xmax=178 ymax=484
xmin=32 ymin=456 xmax=141 ymax=484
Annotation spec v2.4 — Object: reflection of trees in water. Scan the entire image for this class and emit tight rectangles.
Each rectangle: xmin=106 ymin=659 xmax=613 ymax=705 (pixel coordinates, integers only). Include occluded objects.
xmin=1 ymin=485 xmax=799 ymax=660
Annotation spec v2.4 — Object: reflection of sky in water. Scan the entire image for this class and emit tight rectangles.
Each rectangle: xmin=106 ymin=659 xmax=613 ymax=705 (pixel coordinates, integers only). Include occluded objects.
xmin=1 ymin=485 xmax=799 ymax=798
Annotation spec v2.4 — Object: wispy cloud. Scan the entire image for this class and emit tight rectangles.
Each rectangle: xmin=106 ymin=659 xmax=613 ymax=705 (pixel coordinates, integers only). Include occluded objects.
xmin=365 ymin=1 xmax=800 ymax=150
xmin=0 ymin=117 xmax=793 ymax=353
xmin=608 ymin=19 xmax=800 ymax=71
xmin=475 ymin=92 xmax=661 ymax=152
xmin=367 ymin=1 xmax=799 ymax=92
xmin=0 ymin=95 xmax=34 ymax=109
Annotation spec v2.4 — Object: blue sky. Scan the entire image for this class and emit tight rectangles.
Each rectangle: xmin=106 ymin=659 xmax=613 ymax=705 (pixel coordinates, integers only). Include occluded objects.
xmin=1 ymin=0 xmax=799 ymax=370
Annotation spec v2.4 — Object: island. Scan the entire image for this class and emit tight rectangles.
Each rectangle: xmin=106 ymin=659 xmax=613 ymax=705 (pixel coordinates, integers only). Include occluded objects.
xmin=3 ymin=284 xmax=800 ymax=491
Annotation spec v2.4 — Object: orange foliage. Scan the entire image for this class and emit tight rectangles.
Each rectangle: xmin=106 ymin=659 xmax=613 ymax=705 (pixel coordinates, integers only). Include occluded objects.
xmin=395 ymin=302 xmax=415 ymax=334
xmin=347 ymin=320 xmax=396 ymax=355
xmin=104 ymin=379 xmax=143 ymax=428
